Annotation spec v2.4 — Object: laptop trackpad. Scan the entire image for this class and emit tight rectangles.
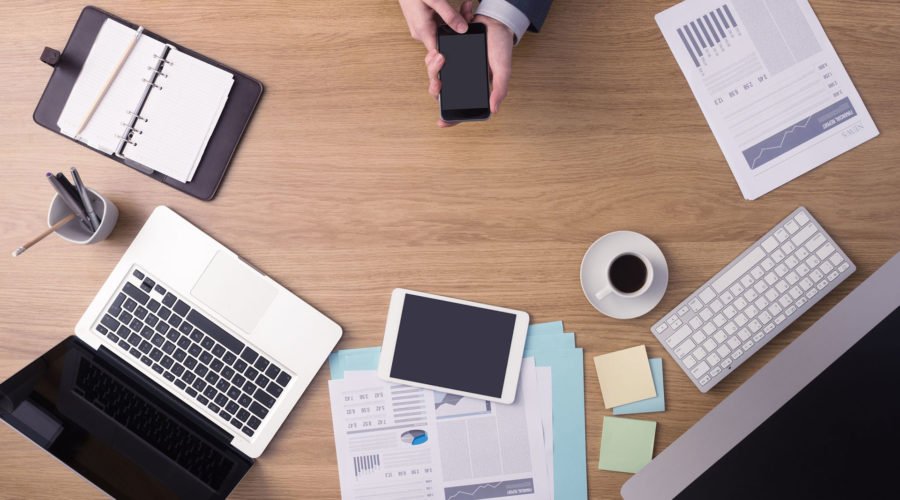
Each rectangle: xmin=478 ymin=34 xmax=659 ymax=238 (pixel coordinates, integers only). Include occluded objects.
xmin=191 ymin=252 xmax=277 ymax=335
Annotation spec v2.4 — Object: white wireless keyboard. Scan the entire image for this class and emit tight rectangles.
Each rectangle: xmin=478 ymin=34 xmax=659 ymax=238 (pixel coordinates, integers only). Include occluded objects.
xmin=652 ymin=207 xmax=855 ymax=392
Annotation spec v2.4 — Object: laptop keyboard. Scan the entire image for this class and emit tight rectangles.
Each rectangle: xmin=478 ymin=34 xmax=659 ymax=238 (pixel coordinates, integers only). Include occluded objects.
xmin=74 ymin=356 xmax=234 ymax=489
xmin=94 ymin=268 xmax=293 ymax=438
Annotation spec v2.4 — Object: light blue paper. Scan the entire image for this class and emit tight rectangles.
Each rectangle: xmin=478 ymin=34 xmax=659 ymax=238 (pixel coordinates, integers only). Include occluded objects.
xmin=527 ymin=346 xmax=588 ymax=500
xmin=527 ymin=320 xmax=565 ymax=336
xmin=525 ymin=332 xmax=575 ymax=352
xmin=613 ymin=358 xmax=666 ymax=415
xmin=328 ymin=347 xmax=381 ymax=379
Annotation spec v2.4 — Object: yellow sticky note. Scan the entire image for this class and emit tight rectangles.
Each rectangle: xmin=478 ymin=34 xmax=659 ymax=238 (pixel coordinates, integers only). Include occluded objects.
xmin=594 ymin=345 xmax=657 ymax=408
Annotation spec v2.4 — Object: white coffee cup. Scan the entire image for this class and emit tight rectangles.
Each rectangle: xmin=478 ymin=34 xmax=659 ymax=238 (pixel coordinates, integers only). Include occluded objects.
xmin=594 ymin=251 xmax=655 ymax=301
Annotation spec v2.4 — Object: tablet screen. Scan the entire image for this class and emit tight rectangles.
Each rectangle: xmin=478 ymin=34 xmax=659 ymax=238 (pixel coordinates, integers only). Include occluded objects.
xmin=390 ymin=294 xmax=517 ymax=398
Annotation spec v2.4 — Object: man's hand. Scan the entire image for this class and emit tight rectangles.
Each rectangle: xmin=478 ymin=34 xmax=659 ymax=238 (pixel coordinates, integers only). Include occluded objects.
xmin=399 ymin=0 xmax=468 ymax=52
xmin=422 ymin=7 xmax=515 ymax=127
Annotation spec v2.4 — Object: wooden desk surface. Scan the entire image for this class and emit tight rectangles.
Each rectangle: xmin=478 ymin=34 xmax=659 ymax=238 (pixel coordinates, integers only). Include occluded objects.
xmin=1 ymin=1 xmax=898 ymax=498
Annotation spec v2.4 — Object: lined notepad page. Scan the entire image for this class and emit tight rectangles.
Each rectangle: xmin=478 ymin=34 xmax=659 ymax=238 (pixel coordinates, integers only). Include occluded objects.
xmin=122 ymin=49 xmax=234 ymax=183
xmin=58 ymin=20 xmax=163 ymax=153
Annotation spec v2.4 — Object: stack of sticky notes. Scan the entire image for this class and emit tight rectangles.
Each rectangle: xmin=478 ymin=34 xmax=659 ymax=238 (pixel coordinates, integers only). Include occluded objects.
xmin=594 ymin=345 xmax=666 ymax=474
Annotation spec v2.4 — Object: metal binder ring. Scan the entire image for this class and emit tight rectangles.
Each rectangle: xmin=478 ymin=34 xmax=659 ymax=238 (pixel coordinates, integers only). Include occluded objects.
xmin=127 ymin=111 xmax=148 ymax=122
xmin=153 ymin=54 xmax=173 ymax=65
xmin=147 ymin=66 xmax=168 ymax=78
xmin=119 ymin=123 xmax=144 ymax=134
xmin=142 ymin=78 xmax=163 ymax=90
xmin=115 ymin=133 xmax=138 ymax=147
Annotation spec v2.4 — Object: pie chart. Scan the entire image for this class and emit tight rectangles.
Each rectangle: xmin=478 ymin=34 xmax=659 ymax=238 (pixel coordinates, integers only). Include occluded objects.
xmin=400 ymin=429 xmax=428 ymax=446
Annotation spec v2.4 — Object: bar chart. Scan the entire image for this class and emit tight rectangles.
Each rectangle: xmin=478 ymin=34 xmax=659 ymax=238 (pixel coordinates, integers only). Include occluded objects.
xmin=677 ymin=4 xmax=740 ymax=68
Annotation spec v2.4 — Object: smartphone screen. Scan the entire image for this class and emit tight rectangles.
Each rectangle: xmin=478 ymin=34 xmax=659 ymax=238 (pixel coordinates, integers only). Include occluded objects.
xmin=438 ymin=24 xmax=490 ymax=121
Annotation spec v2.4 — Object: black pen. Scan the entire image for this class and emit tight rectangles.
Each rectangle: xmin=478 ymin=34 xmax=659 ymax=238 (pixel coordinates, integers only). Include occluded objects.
xmin=70 ymin=167 xmax=100 ymax=230
xmin=46 ymin=172 xmax=91 ymax=230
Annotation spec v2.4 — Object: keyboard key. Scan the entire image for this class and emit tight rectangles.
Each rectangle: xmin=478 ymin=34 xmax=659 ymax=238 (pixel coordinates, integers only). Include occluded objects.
xmin=267 ymin=381 xmax=283 ymax=397
xmin=128 ymin=333 xmax=141 ymax=346
xmin=146 ymin=315 xmax=159 ymax=328
xmin=188 ymin=309 xmax=246 ymax=354
xmin=101 ymin=314 xmax=121 ymax=331
xmin=188 ymin=345 xmax=202 ymax=357
xmin=174 ymin=379 xmax=186 ymax=390
xmin=198 ymin=395 xmax=209 ymax=406
xmin=205 ymin=371 xmax=219 ymax=385
xmin=148 ymin=299 xmax=161 ymax=313
xmin=209 ymin=403 xmax=221 ymax=414
xmin=203 ymin=386 xmax=217 ymax=399
xmin=215 ymin=393 xmax=229 ymax=406
xmin=245 ymin=367 xmax=259 ymax=380
xmin=168 ymin=316 xmax=182 ymax=329
xmin=123 ymin=282 xmax=149 ymax=305
xmin=172 ymin=363 xmax=185 ymax=376
xmin=162 ymin=292 xmax=177 ymax=307
xmin=248 ymin=401 xmax=269 ymax=419
xmin=232 ymin=374 xmax=246 ymax=387
xmin=139 ymin=341 xmax=152 ymax=354
xmin=130 ymin=347 xmax=141 ymax=358
xmin=228 ymin=387 xmax=242 ymax=400
xmin=242 ymin=427 xmax=255 ymax=437
xmin=235 ymin=359 xmax=248 ymax=372
xmin=141 ymin=277 xmax=156 ymax=292
xmin=699 ymin=375 xmax=711 ymax=386
xmin=239 ymin=394 xmax=253 ymax=407
xmin=713 ymin=248 xmax=765 ymax=294
xmin=211 ymin=359 xmax=224 ymax=372
xmin=192 ymin=378 xmax=207 ymax=392
xmin=674 ymin=339 xmax=695 ymax=358
xmin=151 ymin=333 xmax=165 ymax=347
xmin=212 ymin=344 xmax=226 ymax=358
xmin=691 ymin=361 xmax=710 ymax=378
xmin=183 ymin=372 xmax=196 ymax=384
xmin=135 ymin=306 xmax=148 ymax=320
xmin=189 ymin=329 xmax=203 ymax=342
xmin=237 ymin=409 xmax=251 ymax=422
xmin=761 ymin=237 xmax=778 ymax=252
xmin=149 ymin=348 xmax=163 ymax=362
xmin=255 ymin=389 xmax=276 ymax=409
xmin=185 ymin=357 xmax=198 ymax=369
xmin=196 ymin=365 xmax=209 ymax=378
xmin=159 ymin=308 xmax=171 ymax=321
xmin=216 ymin=379 xmax=229 ymax=392
xmin=162 ymin=341 xmax=176 ymax=355
xmin=231 ymin=417 xmax=242 ymax=428
xmin=698 ymin=287 xmax=716 ymax=304
xmin=248 ymin=416 xmax=261 ymax=430
xmin=666 ymin=325 xmax=691 ymax=348
xmin=110 ymin=293 xmax=127 ymax=316
xmin=221 ymin=366 xmax=235 ymax=380
xmin=179 ymin=322 xmax=193 ymax=335
xmin=152 ymin=364 xmax=164 ymax=374
xmin=201 ymin=337 xmax=215 ymax=350
xmin=224 ymin=352 xmax=237 ymax=365
xmin=140 ymin=356 xmax=153 ymax=366
xmin=244 ymin=381 xmax=258 ymax=395
xmin=199 ymin=351 xmax=213 ymax=364
xmin=173 ymin=300 xmax=190 ymax=317
xmin=133 ymin=269 xmax=145 ymax=280
xmin=683 ymin=355 xmax=696 ymax=368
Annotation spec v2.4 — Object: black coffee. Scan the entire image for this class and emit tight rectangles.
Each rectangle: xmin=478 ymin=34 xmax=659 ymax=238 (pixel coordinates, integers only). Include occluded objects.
xmin=609 ymin=254 xmax=648 ymax=294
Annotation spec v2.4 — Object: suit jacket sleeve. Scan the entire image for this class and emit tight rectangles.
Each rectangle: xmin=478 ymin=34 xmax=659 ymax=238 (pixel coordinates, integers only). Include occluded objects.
xmin=505 ymin=0 xmax=553 ymax=32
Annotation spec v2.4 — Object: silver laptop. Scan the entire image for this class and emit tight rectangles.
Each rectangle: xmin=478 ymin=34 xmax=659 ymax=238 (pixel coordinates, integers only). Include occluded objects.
xmin=74 ymin=206 xmax=342 ymax=458
xmin=622 ymin=251 xmax=900 ymax=499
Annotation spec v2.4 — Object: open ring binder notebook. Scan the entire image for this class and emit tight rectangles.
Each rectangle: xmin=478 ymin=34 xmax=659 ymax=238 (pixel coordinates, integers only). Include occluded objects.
xmin=34 ymin=6 xmax=263 ymax=200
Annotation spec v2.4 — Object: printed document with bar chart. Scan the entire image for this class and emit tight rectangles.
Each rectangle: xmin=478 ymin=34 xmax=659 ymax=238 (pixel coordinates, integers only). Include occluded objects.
xmin=656 ymin=0 xmax=878 ymax=200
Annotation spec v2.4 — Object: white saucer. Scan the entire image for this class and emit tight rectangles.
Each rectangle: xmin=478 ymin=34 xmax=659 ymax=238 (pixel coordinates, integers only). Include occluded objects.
xmin=580 ymin=231 xmax=669 ymax=320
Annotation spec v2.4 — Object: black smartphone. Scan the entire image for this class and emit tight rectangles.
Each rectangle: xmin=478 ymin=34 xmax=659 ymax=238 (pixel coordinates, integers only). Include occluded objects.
xmin=437 ymin=23 xmax=491 ymax=122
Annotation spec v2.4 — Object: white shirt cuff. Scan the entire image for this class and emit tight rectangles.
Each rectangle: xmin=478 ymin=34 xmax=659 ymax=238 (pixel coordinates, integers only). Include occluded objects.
xmin=475 ymin=0 xmax=530 ymax=45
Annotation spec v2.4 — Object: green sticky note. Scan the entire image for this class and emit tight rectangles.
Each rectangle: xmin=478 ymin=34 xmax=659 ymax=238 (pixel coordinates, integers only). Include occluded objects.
xmin=598 ymin=416 xmax=656 ymax=474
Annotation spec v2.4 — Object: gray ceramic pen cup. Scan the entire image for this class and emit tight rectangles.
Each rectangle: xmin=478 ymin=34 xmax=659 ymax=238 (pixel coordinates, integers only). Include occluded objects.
xmin=47 ymin=188 xmax=118 ymax=244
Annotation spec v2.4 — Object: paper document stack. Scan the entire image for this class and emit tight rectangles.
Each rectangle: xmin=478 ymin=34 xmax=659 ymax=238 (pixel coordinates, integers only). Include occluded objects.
xmin=327 ymin=321 xmax=587 ymax=500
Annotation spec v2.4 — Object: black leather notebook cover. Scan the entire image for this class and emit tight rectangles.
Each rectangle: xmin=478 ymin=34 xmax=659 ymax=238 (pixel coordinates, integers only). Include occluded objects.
xmin=34 ymin=5 xmax=263 ymax=201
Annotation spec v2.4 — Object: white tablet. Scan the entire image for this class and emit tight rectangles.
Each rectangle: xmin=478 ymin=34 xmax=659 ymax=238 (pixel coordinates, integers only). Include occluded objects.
xmin=377 ymin=289 xmax=530 ymax=404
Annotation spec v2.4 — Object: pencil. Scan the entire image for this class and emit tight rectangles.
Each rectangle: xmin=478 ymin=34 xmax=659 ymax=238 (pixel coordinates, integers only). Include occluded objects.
xmin=73 ymin=26 xmax=145 ymax=138
xmin=12 ymin=213 xmax=77 ymax=257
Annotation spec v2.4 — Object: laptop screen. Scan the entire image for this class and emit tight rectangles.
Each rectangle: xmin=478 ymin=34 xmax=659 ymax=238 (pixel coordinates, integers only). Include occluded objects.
xmin=677 ymin=305 xmax=900 ymax=499
xmin=0 ymin=337 xmax=251 ymax=499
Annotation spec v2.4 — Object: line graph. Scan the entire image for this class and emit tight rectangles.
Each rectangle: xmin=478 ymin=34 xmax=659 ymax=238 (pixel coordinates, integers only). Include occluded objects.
xmin=743 ymin=98 xmax=857 ymax=170
xmin=444 ymin=479 xmax=535 ymax=500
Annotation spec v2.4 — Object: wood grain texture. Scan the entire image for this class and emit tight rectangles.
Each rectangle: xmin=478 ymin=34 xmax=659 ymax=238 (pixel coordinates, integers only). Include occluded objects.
xmin=1 ymin=1 xmax=898 ymax=498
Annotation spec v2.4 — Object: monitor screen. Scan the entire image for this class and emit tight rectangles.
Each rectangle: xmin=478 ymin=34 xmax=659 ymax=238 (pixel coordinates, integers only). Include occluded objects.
xmin=390 ymin=294 xmax=517 ymax=398
xmin=677 ymin=305 xmax=900 ymax=499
